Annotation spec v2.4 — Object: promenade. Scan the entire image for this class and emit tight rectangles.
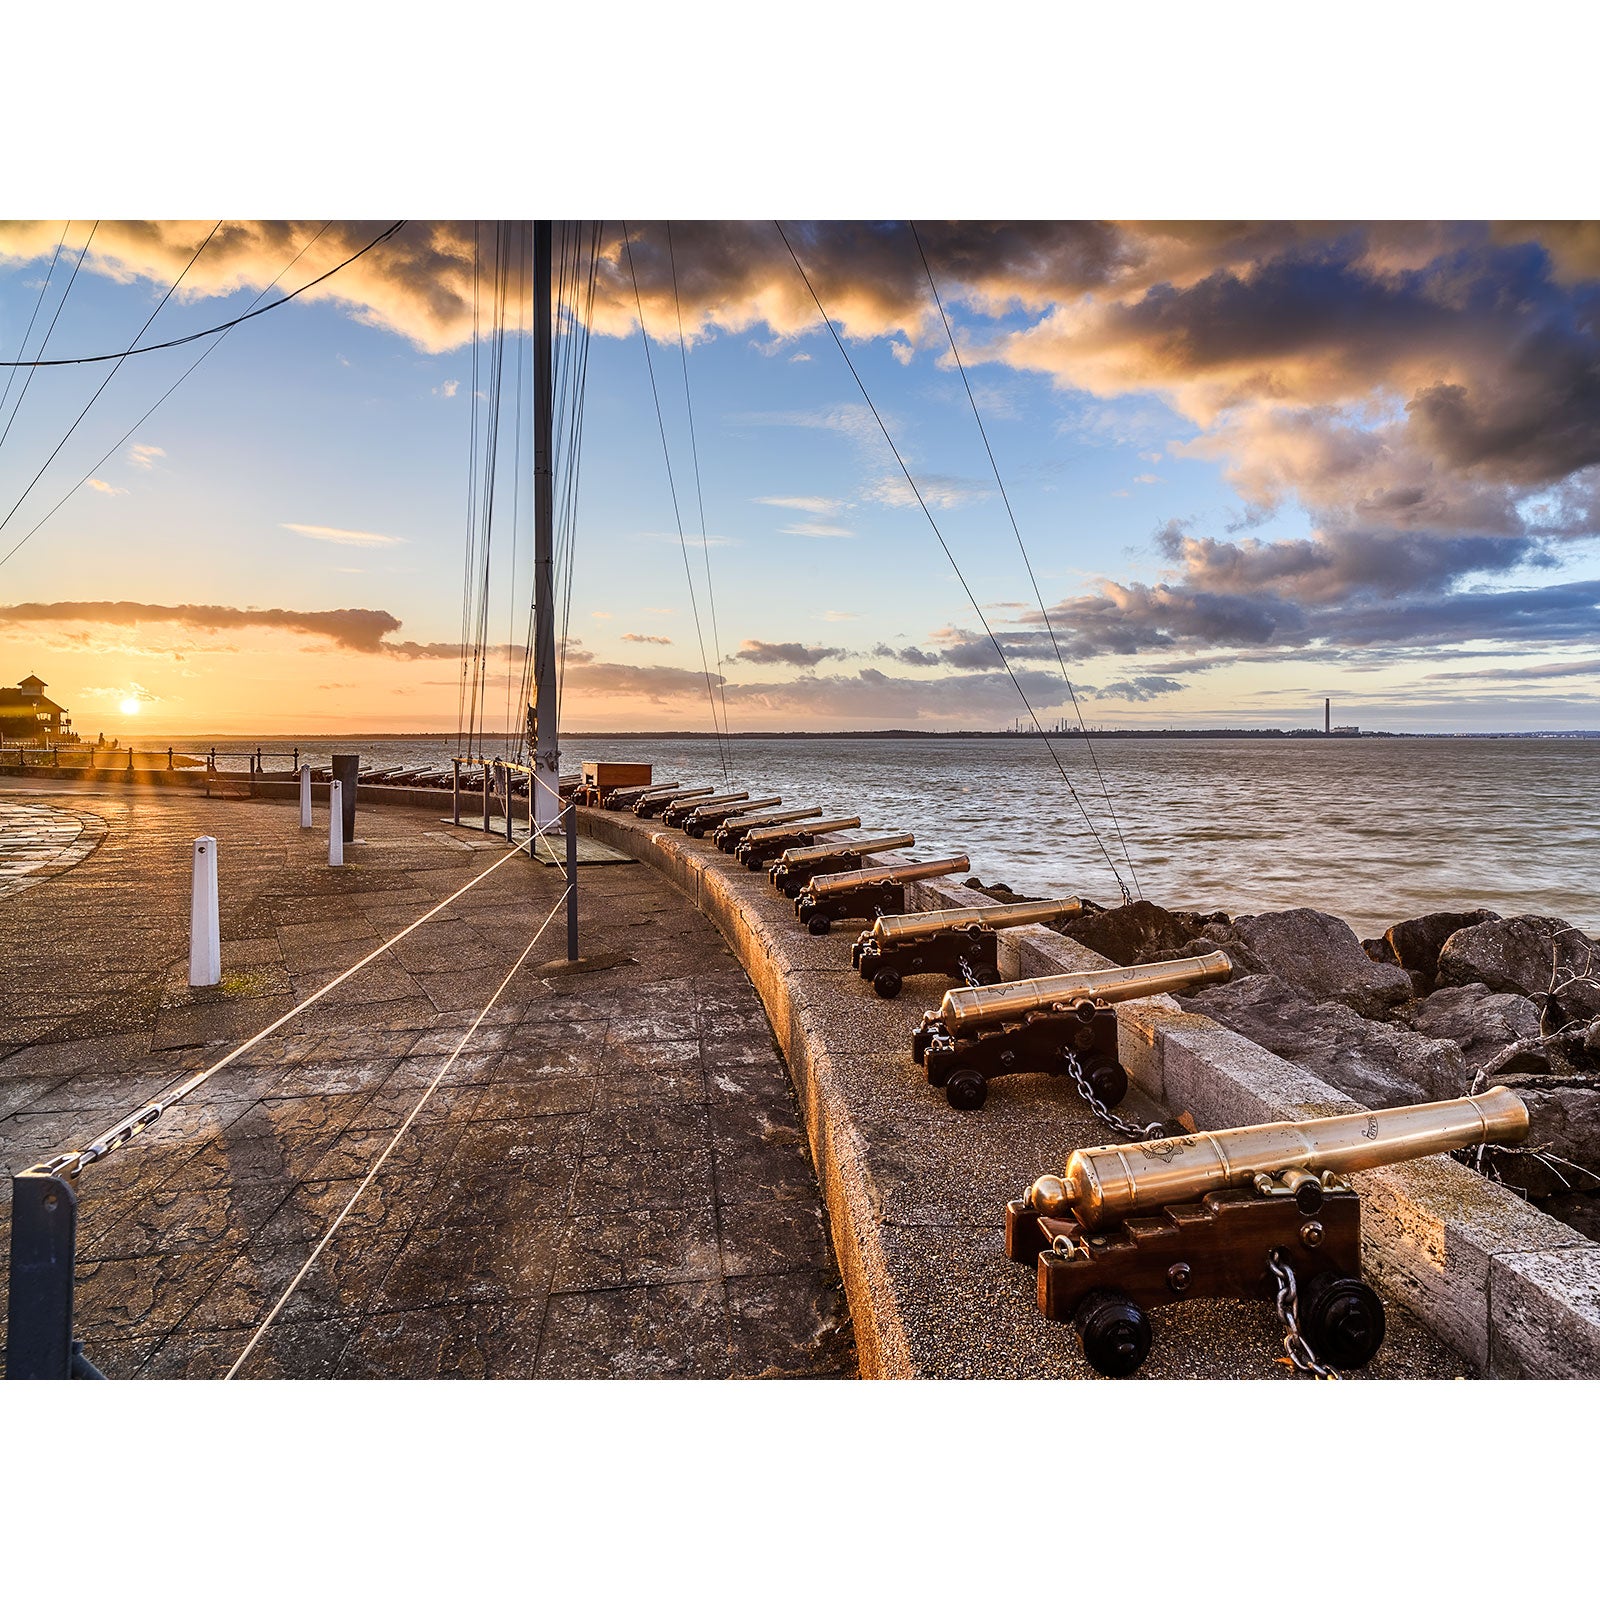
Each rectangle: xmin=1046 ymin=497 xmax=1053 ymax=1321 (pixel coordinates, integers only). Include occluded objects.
xmin=0 ymin=782 xmax=855 ymax=1378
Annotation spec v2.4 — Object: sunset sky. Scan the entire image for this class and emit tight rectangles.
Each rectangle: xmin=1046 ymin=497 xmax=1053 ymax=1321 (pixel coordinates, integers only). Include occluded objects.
xmin=2 ymin=218 xmax=1598 ymax=737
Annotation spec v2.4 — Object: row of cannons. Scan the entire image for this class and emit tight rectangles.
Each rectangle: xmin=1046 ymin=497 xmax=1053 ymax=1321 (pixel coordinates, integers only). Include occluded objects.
xmin=599 ymin=778 xmax=1533 ymax=1378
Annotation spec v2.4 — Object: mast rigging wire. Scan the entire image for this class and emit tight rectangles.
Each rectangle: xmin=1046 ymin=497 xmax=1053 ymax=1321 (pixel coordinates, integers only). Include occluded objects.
xmin=774 ymin=220 xmax=1135 ymax=904
xmin=621 ymin=222 xmax=732 ymax=784
xmin=0 ymin=220 xmax=71 ymax=431
xmin=0 ymin=225 xmax=335 ymax=574
xmin=0 ymin=221 xmax=99 ymax=459
xmin=0 ymin=221 xmax=407 ymax=367
xmin=908 ymin=222 xmax=1142 ymax=900
xmin=0 ymin=221 xmax=223 ymax=545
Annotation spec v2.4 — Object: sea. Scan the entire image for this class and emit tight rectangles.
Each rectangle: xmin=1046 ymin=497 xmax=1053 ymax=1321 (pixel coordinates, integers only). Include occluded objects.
xmin=136 ymin=733 xmax=1599 ymax=939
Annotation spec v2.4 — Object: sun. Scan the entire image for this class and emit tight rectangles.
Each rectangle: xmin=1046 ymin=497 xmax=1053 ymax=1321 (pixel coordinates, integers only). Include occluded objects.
xmin=120 ymin=697 xmax=141 ymax=716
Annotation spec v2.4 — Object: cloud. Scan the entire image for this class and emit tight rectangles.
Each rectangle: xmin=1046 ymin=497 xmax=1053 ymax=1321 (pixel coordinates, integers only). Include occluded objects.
xmin=1423 ymin=657 xmax=1600 ymax=683
xmin=1093 ymin=675 xmax=1186 ymax=702
xmin=621 ymin=633 xmax=672 ymax=645
xmin=731 ymin=639 xmax=847 ymax=668
xmin=756 ymin=494 xmax=841 ymax=514
xmin=868 ymin=472 xmax=989 ymax=510
xmin=0 ymin=600 xmax=403 ymax=653
xmin=87 ymin=479 xmax=126 ymax=496
xmin=821 ymin=610 xmax=859 ymax=622
xmin=128 ymin=443 xmax=164 ymax=469
xmin=781 ymin=522 xmax=856 ymax=539
xmin=434 ymin=378 xmax=459 ymax=398
xmin=282 ymin=522 xmax=406 ymax=548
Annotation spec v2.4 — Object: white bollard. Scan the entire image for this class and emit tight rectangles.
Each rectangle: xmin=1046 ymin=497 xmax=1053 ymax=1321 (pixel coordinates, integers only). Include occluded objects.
xmin=328 ymin=779 xmax=344 ymax=866
xmin=299 ymin=763 xmax=312 ymax=828
xmin=189 ymin=836 xmax=221 ymax=987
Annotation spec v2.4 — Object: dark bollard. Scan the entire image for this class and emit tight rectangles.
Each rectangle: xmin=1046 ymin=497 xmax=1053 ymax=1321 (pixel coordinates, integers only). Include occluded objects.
xmin=167 ymin=746 xmax=173 ymax=770
xmin=452 ymin=758 xmax=461 ymax=826
xmin=127 ymin=746 xmax=134 ymax=772
xmin=566 ymin=802 xmax=579 ymax=960
xmin=331 ymin=753 xmax=359 ymax=843
xmin=481 ymin=763 xmax=491 ymax=832
xmin=5 ymin=1169 xmax=103 ymax=1379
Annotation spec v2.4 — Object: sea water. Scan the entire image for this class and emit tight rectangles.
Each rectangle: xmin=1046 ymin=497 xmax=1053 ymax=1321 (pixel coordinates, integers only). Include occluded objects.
xmin=153 ymin=734 xmax=1599 ymax=938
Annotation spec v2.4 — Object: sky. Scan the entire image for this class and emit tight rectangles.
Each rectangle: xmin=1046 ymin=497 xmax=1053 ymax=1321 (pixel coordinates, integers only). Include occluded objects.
xmin=1 ymin=218 xmax=1598 ymax=737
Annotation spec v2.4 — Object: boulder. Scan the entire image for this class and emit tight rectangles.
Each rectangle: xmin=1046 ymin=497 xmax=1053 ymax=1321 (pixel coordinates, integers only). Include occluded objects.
xmin=1380 ymin=909 xmax=1498 ymax=989
xmin=1437 ymin=916 xmax=1600 ymax=1021
xmin=1400 ymin=982 xmax=1541 ymax=1072
xmin=1223 ymin=908 xmax=1415 ymax=1018
xmin=1181 ymin=974 xmax=1470 ymax=1107
xmin=1066 ymin=899 xmax=1211 ymax=968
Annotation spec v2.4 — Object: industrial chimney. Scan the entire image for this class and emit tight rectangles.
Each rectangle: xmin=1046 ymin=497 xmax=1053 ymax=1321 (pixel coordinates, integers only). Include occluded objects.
xmin=1325 ymin=697 xmax=1331 ymax=735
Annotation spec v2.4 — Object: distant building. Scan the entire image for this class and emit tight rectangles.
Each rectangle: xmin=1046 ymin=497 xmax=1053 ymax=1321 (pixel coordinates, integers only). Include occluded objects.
xmin=1331 ymin=725 xmax=1361 ymax=736
xmin=0 ymin=674 xmax=75 ymax=745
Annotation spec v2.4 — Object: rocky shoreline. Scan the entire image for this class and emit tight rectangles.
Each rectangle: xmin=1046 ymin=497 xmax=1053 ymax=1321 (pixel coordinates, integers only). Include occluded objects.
xmin=971 ymin=883 xmax=1600 ymax=1240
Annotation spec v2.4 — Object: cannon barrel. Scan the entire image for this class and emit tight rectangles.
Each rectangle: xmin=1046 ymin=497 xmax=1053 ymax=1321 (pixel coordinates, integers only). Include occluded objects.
xmin=747 ymin=814 xmax=858 ymax=845
xmin=779 ymin=831 xmax=913 ymax=868
xmin=638 ymin=784 xmax=713 ymax=813
xmin=938 ymin=951 xmax=1232 ymax=1034
xmin=809 ymin=854 xmax=971 ymax=896
xmin=869 ymin=896 xmax=1084 ymax=947
xmin=690 ymin=795 xmax=782 ymax=822
xmin=721 ymin=805 xmax=821 ymax=836
xmin=663 ymin=790 xmax=747 ymax=820
xmin=1027 ymin=1087 xmax=1530 ymax=1229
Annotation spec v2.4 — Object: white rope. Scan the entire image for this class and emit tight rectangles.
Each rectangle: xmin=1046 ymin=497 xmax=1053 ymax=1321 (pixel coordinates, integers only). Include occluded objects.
xmin=59 ymin=806 xmax=573 ymax=1176
xmin=224 ymin=882 xmax=574 ymax=1379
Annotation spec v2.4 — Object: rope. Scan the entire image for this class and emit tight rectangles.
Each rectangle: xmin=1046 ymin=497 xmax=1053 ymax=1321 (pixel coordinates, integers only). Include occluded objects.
xmin=223 ymin=880 xmax=574 ymax=1379
xmin=621 ymin=223 xmax=732 ymax=785
xmin=909 ymin=222 xmax=1142 ymax=901
xmin=38 ymin=807 xmax=572 ymax=1182
xmin=0 ymin=222 xmax=406 ymax=367
xmin=774 ymin=222 xmax=1135 ymax=903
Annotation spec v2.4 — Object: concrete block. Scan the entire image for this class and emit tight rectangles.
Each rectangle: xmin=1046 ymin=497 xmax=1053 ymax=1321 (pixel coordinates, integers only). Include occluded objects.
xmin=1488 ymin=1247 xmax=1600 ymax=1378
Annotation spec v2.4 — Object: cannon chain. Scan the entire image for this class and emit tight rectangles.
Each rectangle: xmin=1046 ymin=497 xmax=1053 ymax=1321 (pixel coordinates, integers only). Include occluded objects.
xmin=1060 ymin=1045 xmax=1165 ymax=1142
xmin=1268 ymin=1249 xmax=1340 ymax=1380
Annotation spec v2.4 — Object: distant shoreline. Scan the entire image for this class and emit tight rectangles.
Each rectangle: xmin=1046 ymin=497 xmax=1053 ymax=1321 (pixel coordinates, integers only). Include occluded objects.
xmin=121 ymin=727 xmax=1600 ymax=743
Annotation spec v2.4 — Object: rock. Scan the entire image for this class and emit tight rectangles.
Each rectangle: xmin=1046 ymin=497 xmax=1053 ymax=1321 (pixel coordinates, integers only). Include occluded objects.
xmin=1475 ymin=1074 xmax=1600 ymax=1197
xmin=1400 ymin=982 xmax=1541 ymax=1072
xmin=1362 ymin=936 xmax=1401 ymax=967
xmin=1224 ymin=908 xmax=1415 ymax=1019
xmin=1181 ymin=973 xmax=1469 ymax=1107
xmin=1380 ymin=909 xmax=1498 ymax=990
xmin=1437 ymin=916 xmax=1600 ymax=1021
xmin=1066 ymin=899 xmax=1210 ymax=968
xmin=1588 ymin=1019 xmax=1600 ymax=1058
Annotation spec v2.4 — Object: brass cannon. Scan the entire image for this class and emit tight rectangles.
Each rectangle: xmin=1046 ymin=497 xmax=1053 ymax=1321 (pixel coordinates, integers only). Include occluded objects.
xmin=737 ymin=815 xmax=861 ymax=870
xmin=682 ymin=796 xmax=783 ymax=838
xmin=713 ymin=805 xmax=820 ymax=851
xmin=606 ymin=781 xmax=680 ymax=811
xmin=637 ymin=785 xmax=713 ymax=818
xmin=662 ymin=790 xmax=747 ymax=827
xmin=913 ymin=952 xmax=1232 ymax=1110
xmin=770 ymin=833 xmax=915 ymax=897
xmin=795 ymin=855 xmax=971 ymax=936
xmin=851 ymin=896 xmax=1087 ymax=998
xmin=1006 ymin=1087 xmax=1530 ymax=1377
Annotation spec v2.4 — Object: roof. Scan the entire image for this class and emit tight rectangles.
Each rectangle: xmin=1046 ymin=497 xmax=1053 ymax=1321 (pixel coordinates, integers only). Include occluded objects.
xmin=18 ymin=674 xmax=46 ymax=691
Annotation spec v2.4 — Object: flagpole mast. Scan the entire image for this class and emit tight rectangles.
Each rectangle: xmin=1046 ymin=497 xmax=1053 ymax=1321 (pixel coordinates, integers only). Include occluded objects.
xmin=531 ymin=219 xmax=558 ymax=826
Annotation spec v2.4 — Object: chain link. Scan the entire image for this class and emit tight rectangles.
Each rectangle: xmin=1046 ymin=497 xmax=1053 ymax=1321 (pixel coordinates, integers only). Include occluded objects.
xmin=957 ymin=954 xmax=979 ymax=989
xmin=1060 ymin=1045 xmax=1165 ymax=1140
xmin=1267 ymin=1248 xmax=1339 ymax=1379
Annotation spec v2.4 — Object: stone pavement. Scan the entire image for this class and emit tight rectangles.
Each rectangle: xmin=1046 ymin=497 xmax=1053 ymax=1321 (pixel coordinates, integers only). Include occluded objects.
xmin=0 ymin=781 xmax=856 ymax=1378
xmin=0 ymin=800 xmax=106 ymax=900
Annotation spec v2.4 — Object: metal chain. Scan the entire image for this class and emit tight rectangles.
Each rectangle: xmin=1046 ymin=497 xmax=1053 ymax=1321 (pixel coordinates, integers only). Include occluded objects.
xmin=1060 ymin=1046 xmax=1164 ymax=1140
xmin=957 ymin=954 xmax=979 ymax=989
xmin=1267 ymin=1248 xmax=1339 ymax=1380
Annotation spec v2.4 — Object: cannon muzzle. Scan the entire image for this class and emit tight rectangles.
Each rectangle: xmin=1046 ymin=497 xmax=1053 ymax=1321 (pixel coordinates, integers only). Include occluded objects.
xmin=936 ymin=951 xmax=1232 ymax=1035
xmin=868 ymin=896 xmax=1084 ymax=949
xmin=1026 ymin=1087 xmax=1530 ymax=1228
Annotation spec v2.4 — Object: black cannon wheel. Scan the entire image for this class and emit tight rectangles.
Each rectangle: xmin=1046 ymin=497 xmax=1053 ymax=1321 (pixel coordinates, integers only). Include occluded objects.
xmin=945 ymin=1068 xmax=988 ymax=1110
xmin=1087 ymin=1060 xmax=1129 ymax=1109
xmin=872 ymin=967 xmax=903 ymax=999
xmin=807 ymin=913 xmax=832 ymax=936
xmin=1073 ymin=1288 xmax=1152 ymax=1378
xmin=1301 ymin=1273 xmax=1386 ymax=1370
xmin=972 ymin=964 xmax=1001 ymax=987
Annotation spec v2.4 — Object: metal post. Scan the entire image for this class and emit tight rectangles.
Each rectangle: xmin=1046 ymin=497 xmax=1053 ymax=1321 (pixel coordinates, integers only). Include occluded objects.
xmin=127 ymin=745 xmax=134 ymax=772
xmin=190 ymin=837 xmax=221 ymax=986
xmin=329 ymin=779 xmax=344 ymax=867
xmin=332 ymin=753 xmax=358 ymax=843
xmin=565 ymin=802 xmax=579 ymax=960
xmin=503 ymin=763 xmax=513 ymax=843
xmin=482 ymin=762 xmax=491 ymax=833
xmin=299 ymin=763 xmax=313 ymax=828
xmin=6 ymin=1169 xmax=103 ymax=1379
xmin=531 ymin=220 xmax=559 ymax=828
xmin=167 ymin=746 xmax=173 ymax=770
xmin=452 ymin=758 xmax=461 ymax=826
